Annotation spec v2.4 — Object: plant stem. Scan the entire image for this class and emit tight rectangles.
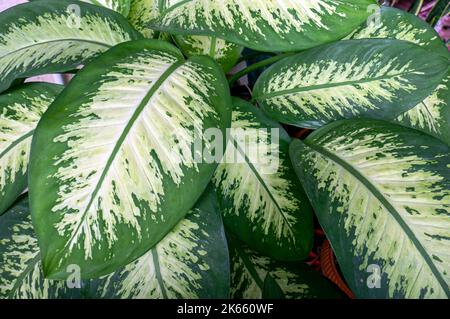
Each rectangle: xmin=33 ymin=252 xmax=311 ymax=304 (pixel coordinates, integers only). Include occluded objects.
xmin=228 ymin=52 xmax=296 ymax=86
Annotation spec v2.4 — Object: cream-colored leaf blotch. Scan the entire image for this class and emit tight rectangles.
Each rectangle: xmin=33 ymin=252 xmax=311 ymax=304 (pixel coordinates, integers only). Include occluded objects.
xmin=153 ymin=0 xmax=374 ymax=51
xmin=295 ymin=121 xmax=450 ymax=298
xmin=395 ymin=74 xmax=450 ymax=145
xmin=95 ymin=210 xmax=215 ymax=298
xmin=0 ymin=84 xmax=61 ymax=215
xmin=51 ymin=51 xmax=219 ymax=261
xmin=214 ymin=111 xmax=299 ymax=241
xmin=128 ymin=0 xmax=160 ymax=38
xmin=254 ymin=39 xmax=447 ymax=129
xmin=0 ymin=199 xmax=69 ymax=299
xmin=0 ymin=1 xmax=140 ymax=92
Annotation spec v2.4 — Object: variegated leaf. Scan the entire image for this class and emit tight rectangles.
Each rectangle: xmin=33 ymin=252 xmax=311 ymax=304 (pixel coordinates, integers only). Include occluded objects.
xmin=290 ymin=120 xmax=450 ymax=298
xmin=30 ymin=0 xmax=132 ymax=17
xmin=0 ymin=0 xmax=141 ymax=93
xmin=0 ymin=196 xmax=81 ymax=299
xmin=173 ymin=35 xmax=243 ymax=72
xmin=28 ymin=40 xmax=231 ymax=279
xmin=81 ymin=0 xmax=131 ymax=16
xmin=0 ymin=83 xmax=62 ymax=216
xmin=150 ymin=0 xmax=376 ymax=52
xmin=88 ymin=188 xmax=230 ymax=299
xmin=230 ymin=238 xmax=341 ymax=299
xmin=128 ymin=0 xmax=159 ymax=38
xmin=395 ymin=73 xmax=450 ymax=146
xmin=347 ymin=7 xmax=450 ymax=146
xmin=213 ymin=98 xmax=313 ymax=261
xmin=349 ymin=6 xmax=449 ymax=58
xmin=253 ymin=39 xmax=449 ymax=129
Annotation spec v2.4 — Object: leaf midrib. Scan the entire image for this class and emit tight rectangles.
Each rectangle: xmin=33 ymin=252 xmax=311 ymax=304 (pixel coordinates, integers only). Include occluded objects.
xmin=0 ymin=130 xmax=34 ymax=160
xmin=0 ymin=38 xmax=111 ymax=61
xmin=151 ymin=249 xmax=168 ymax=298
xmin=6 ymin=253 xmax=41 ymax=299
xmin=304 ymin=140 xmax=450 ymax=297
xmin=253 ymin=71 xmax=417 ymax=101
xmin=49 ymin=59 xmax=184 ymax=269
xmin=231 ymin=137 xmax=297 ymax=240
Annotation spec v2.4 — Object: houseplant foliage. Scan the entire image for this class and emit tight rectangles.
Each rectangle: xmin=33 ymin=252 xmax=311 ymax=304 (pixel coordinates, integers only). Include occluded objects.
xmin=0 ymin=0 xmax=448 ymax=299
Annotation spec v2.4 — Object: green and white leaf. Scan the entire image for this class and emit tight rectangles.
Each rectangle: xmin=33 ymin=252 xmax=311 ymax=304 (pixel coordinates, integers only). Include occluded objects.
xmin=347 ymin=7 xmax=450 ymax=146
xmin=88 ymin=188 xmax=230 ymax=299
xmin=290 ymin=120 xmax=450 ymax=298
xmin=349 ymin=6 xmax=449 ymax=58
xmin=213 ymin=98 xmax=313 ymax=261
xmin=173 ymin=35 xmax=243 ymax=72
xmin=0 ymin=0 xmax=141 ymax=93
xmin=81 ymin=0 xmax=131 ymax=16
xmin=395 ymin=73 xmax=450 ymax=146
xmin=31 ymin=0 xmax=132 ymax=17
xmin=0 ymin=196 xmax=81 ymax=299
xmin=0 ymin=83 xmax=62 ymax=216
xmin=29 ymin=40 xmax=231 ymax=280
xmin=253 ymin=39 xmax=449 ymax=129
xmin=150 ymin=0 xmax=377 ymax=52
xmin=128 ymin=0 xmax=160 ymax=38
xmin=230 ymin=239 xmax=341 ymax=299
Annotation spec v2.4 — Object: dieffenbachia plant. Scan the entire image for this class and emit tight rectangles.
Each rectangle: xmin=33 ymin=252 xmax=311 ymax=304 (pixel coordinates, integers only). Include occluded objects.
xmin=0 ymin=0 xmax=448 ymax=299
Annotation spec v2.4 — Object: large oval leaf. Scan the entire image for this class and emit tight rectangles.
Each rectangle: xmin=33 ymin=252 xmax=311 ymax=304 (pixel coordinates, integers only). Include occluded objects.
xmin=173 ymin=35 xmax=243 ymax=72
xmin=253 ymin=39 xmax=449 ymax=129
xmin=349 ymin=6 xmax=449 ymax=58
xmin=229 ymin=238 xmax=341 ymax=299
xmin=213 ymin=98 xmax=313 ymax=261
xmin=0 ymin=83 xmax=62 ymax=216
xmin=29 ymin=40 xmax=231 ymax=280
xmin=149 ymin=0 xmax=376 ymax=52
xmin=290 ymin=120 xmax=450 ymax=298
xmin=0 ymin=196 xmax=81 ymax=299
xmin=0 ymin=0 xmax=141 ymax=93
xmin=88 ymin=188 xmax=230 ymax=298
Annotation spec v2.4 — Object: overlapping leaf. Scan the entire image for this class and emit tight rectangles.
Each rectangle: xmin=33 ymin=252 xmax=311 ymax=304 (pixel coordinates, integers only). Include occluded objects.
xmin=350 ymin=6 xmax=449 ymax=58
xmin=88 ymin=188 xmax=230 ymax=299
xmin=31 ymin=0 xmax=132 ymax=17
xmin=253 ymin=39 xmax=448 ymax=129
xmin=213 ymin=98 xmax=313 ymax=261
xmin=0 ymin=196 xmax=81 ymax=299
xmin=229 ymin=238 xmax=341 ymax=299
xmin=128 ymin=0 xmax=159 ymax=38
xmin=348 ymin=6 xmax=450 ymax=146
xmin=173 ymin=35 xmax=243 ymax=72
xmin=290 ymin=120 xmax=450 ymax=298
xmin=29 ymin=40 xmax=231 ymax=280
xmin=0 ymin=0 xmax=141 ymax=93
xmin=150 ymin=0 xmax=376 ymax=52
xmin=395 ymin=73 xmax=450 ymax=146
xmin=0 ymin=83 xmax=62 ymax=216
